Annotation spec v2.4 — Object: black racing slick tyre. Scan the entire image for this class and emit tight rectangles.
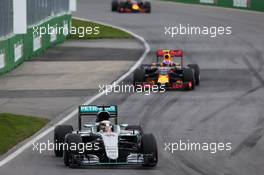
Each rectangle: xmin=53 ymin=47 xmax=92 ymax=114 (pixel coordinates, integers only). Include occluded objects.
xmin=118 ymin=2 xmax=126 ymax=12
xmin=141 ymin=134 xmax=158 ymax=167
xmin=188 ymin=64 xmax=200 ymax=86
xmin=64 ymin=134 xmax=82 ymax=167
xmin=111 ymin=0 xmax=118 ymax=11
xmin=183 ymin=68 xmax=195 ymax=90
xmin=133 ymin=68 xmax=145 ymax=83
xmin=54 ymin=125 xmax=73 ymax=157
xmin=144 ymin=2 xmax=151 ymax=13
xmin=126 ymin=125 xmax=144 ymax=134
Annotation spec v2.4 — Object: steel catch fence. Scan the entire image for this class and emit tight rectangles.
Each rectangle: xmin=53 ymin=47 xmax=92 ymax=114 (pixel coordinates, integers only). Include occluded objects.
xmin=0 ymin=0 xmax=70 ymax=37
xmin=0 ymin=0 xmax=13 ymax=38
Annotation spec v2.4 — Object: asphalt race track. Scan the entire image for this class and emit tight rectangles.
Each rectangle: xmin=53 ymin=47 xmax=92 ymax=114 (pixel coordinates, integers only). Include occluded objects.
xmin=1 ymin=0 xmax=264 ymax=175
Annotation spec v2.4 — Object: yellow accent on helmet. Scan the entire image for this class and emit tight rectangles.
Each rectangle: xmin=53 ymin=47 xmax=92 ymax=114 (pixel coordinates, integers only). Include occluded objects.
xmin=132 ymin=4 xmax=139 ymax=10
xmin=164 ymin=53 xmax=172 ymax=61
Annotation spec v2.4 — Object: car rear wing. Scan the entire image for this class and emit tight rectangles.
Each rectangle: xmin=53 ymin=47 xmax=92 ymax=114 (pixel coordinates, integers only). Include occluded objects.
xmin=78 ymin=105 xmax=118 ymax=130
xmin=156 ymin=49 xmax=183 ymax=58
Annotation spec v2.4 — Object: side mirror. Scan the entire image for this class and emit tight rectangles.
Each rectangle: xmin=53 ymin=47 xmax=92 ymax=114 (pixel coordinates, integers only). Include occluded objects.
xmin=120 ymin=123 xmax=128 ymax=128
xmin=84 ymin=124 xmax=94 ymax=128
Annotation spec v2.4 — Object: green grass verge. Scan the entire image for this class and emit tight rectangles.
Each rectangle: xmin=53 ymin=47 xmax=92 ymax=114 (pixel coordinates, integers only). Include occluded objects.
xmin=0 ymin=113 xmax=48 ymax=155
xmin=160 ymin=0 xmax=264 ymax=12
xmin=161 ymin=0 xmax=199 ymax=5
xmin=67 ymin=18 xmax=132 ymax=40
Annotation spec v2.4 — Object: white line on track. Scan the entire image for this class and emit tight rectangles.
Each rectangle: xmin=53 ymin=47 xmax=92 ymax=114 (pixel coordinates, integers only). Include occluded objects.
xmin=0 ymin=17 xmax=150 ymax=168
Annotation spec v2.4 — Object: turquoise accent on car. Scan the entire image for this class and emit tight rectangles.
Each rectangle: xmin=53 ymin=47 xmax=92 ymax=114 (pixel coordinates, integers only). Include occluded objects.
xmin=80 ymin=105 xmax=117 ymax=114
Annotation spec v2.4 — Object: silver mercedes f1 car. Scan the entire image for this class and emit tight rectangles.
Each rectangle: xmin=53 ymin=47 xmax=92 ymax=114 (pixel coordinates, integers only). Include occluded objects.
xmin=54 ymin=105 xmax=158 ymax=168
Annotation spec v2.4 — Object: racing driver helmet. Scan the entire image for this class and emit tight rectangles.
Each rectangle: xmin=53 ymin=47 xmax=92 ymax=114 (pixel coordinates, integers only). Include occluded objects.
xmin=163 ymin=53 xmax=172 ymax=66
xmin=99 ymin=120 xmax=113 ymax=132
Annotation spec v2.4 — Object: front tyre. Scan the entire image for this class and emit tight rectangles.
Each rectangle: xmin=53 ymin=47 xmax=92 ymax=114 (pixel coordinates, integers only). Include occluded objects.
xmin=188 ymin=64 xmax=200 ymax=86
xmin=183 ymin=68 xmax=195 ymax=90
xmin=64 ymin=134 xmax=82 ymax=167
xmin=144 ymin=2 xmax=151 ymax=13
xmin=54 ymin=125 xmax=73 ymax=157
xmin=133 ymin=68 xmax=145 ymax=84
xmin=141 ymin=134 xmax=158 ymax=167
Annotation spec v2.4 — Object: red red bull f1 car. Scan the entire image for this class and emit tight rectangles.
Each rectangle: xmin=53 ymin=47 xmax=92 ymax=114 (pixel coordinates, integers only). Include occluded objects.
xmin=112 ymin=0 xmax=151 ymax=13
xmin=133 ymin=49 xmax=200 ymax=90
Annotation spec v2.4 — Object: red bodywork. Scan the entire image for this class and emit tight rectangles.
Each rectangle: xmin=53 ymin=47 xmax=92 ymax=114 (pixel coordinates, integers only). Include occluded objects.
xmin=134 ymin=81 xmax=193 ymax=90
xmin=156 ymin=49 xmax=183 ymax=57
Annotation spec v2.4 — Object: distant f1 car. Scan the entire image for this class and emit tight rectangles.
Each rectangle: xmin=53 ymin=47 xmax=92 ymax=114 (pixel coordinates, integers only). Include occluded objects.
xmin=133 ymin=49 xmax=200 ymax=90
xmin=54 ymin=105 xmax=158 ymax=167
xmin=112 ymin=0 xmax=151 ymax=13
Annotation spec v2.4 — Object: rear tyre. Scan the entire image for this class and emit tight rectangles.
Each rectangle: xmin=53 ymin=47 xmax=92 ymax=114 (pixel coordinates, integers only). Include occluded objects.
xmin=183 ymin=68 xmax=195 ymax=90
xmin=54 ymin=125 xmax=73 ymax=157
xmin=133 ymin=68 xmax=145 ymax=84
xmin=118 ymin=2 xmax=126 ymax=13
xmin=188 ymin=64 xmax=200 ymax=86
xmin=64 ymin=134 xmax=82 ymax=167
xmin=144 ymin=2 xmax=151 ymax=13
xmin=141 ymin=134 xmax=158 ymax=167
xmin=111 ymin=0 xmax=118 ymax=11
